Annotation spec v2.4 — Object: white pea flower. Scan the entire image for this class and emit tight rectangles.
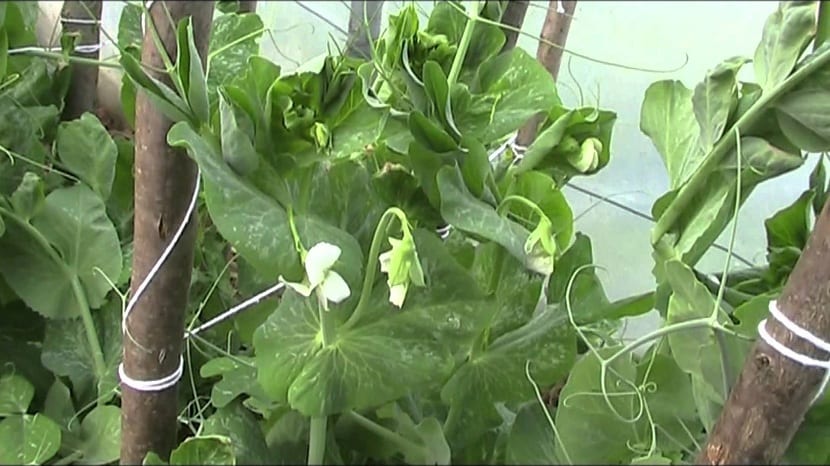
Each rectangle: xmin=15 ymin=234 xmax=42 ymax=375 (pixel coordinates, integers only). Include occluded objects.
xmin=379 ymin=235 xmax=425 ymax=308
xmin=280 ymin=242 xmax=351 ymax=310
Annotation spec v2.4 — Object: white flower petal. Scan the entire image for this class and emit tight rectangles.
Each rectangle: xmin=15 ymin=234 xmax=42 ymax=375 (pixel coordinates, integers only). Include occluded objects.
xmin=321 ymin=271 xmax=351 ymax=304
xmin=279 ymin=276 xmax=313 ymax=297
xmin=306 ymin=242 xmax=341 ymax=286
xmin=379 ymin=249 xmax=393 ymax=273
xmin=389 ymin=283 xmax=408 ymax=308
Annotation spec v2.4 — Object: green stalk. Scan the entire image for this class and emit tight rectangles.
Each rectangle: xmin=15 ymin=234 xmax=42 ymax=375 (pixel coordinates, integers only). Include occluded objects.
xmin=447 ymin=0 xmax=481 ymax=87
xmin=307 ymin=300 xmax=336 ymax=464
xmin=345 ymin=411 xmax=426 ymax=456
xmin=307 ymin=416 xmax=328 ymax=465
xmin=8 ymin=50 xmax=122 ymax=69
xmin=342 ymin=207 xmax=408 ymax=330
xmin=816 ymin=1 xmax=830 ymax=49
xmin=0 ymin=208 xmax=107 ymax=397
xmin=651 ymin=45 xmax=830 ymax=245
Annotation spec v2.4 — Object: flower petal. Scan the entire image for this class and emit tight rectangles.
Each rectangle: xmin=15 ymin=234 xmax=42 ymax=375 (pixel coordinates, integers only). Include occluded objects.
xmin=379 ymin=249 xmax=393 ymax=274
xmin=321 ymin=271 xmax=351 ymax=304
xmin=389 ymin=283 xmax=408 ymax=308
xmin=279 ymin=275 xmax=313 ymax=297
xmin=305 ymin=242 xmax=341 ymax=286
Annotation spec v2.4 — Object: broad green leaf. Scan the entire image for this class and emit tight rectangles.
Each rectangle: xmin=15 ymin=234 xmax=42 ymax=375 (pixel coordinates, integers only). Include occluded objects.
xmin=169 ymin=435 xmax=236 ymax=465
xmin=775 ymin=63 xmax=830 ymax=152
xmin=554 ymin=348 xmax=639 ymax=464
xmin=120 ymin=51 xmax=192 ymax=123
xmin=183 ymin=19 xmax=209 ymax=125
xmin=754 ymin=1 xmax=818 ymax=92
xmin=664 ymin=260 xmax=730 ymax=403
xmin=200 ymin=356 xmax=269 ymax=408
xmin=219 ymin=91 xmax=259 ymax=176
xmin=62 ymin=405 xmax=121 ymax=465
xmin=350 ymin=404 xmax=452 ymax=465
xmin=785 ymin=395 xmax=830 ymax=464
xmin=427 ymin=1 xmax=504 ymax=71
xmin=0 ymin=185 xmax=122 ymax=319
xmin=0 ymin=414 xmax=61 ymax=465
xmin=41 ymin=299 xmax=122 ymax=405
xmin=631 ymin=454 xmax=673 ymax=465
xmin=441 ymin=305 xmax=575 ymax=447
xmin=692 ymin=56 xmax=749 ymax=151
xmin=56 ymin=113 xmax=118 ymax=200
xmin=117 ymin=3 xmax=143 ymax=53
xmin=512 ymin=109 xmax=574 ymax=175
xmin=328 ymin=85 xmax=387 ymax=162
xmin=203 ymin=400 xmax=271 ymax=465
xmin=0 ymin=374 xmax=34 ymax=416
xmin=505 ymin=401 xmax=560 ymax=465
xmin=640 ymin=80 xmax=702 ymax=189
xmin=458 ymin=48 xmax=560 ymax=142
xmin=43 ymin=379 xmax=75 ymax=432
xmin=810 ymin=153 xmax=828 ymax=214
xmin=207 ymin=13 xmax=265 ymax=96
xmin=254 ymin=231 xmax=490 ymax=417
xmin=548 ymin=233 xmax=610 ymax=324
xmin=167 ymin=121 xmax=300 ymax=280
xmin=436 ymin=166 xmax=533 ymax=270
xmin=505 ymin=171 xmax=574 ymax=251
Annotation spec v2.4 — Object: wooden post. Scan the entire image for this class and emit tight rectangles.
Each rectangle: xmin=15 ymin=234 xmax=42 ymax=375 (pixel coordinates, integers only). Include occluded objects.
xmin=697 ymin=199 xmax=830 ymax=464
xmin=237 ymin=1 xmax=257 ymax=14
xmin=120 ymin=2 xmax=214 ymax=463
xmin=60 ymin=0 xmax=102 ymax=121
xmin=499 ymin=0 xmax=530 ymax=52
xmin=516 ymin=0 xmax=577 ymax=148
xmin=347 ymin=0 xmax=384 ymax=59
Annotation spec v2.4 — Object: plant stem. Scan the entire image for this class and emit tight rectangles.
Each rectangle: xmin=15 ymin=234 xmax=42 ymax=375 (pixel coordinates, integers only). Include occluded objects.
xmin=605 ymin=317 xmax=713 ymax=365
xmin=307 ymin=416 xmax=328 ymax=465
xmin=9 ymin=49 xmax=122 ymax=69
xmin=342 ymin=207 xmax=407 ymax=330
xmin=443 ymin=404 xmax=461 ymax=437
xmin=651 ymin=45 xmax=830 ymax=245
xmin=345 ymin=411 xmax=425 ymax=455
xmin=816 ymin=1 xmax=830 ymax=49
xmin=447 ymin=0 xmax=481 ymax=87
xmin=0 ymin=208 xmax=107 ymax=396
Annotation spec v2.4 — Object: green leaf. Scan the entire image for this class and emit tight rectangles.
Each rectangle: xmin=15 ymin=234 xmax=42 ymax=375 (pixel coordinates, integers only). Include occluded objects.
xmin=41 ymin=299 xmax=122 ymax=405
xmin=774 ymin=63 xmax=830 ymax=152
xmin=692 ymin=56 xmax=748 ymax=151
xmin=0 ymin=185 xmax=122 ymax=319
xmin=548 ymin=233 xmax=610 ymax=324
xmin=441 ymin=305 xmax=575 ymax=447
xmin=0 ymin=373 xmax=34 ymax=416
xmin=169 ymin=435 xmax=236 ymax=465
xmin=167 ymin=121 xmax=300 ymax=279
xmin=554 ymin=348 xmax=639 ymax=464
xmin=207 ymin=13 xmax=265 ymax=96
xmin=254 ymin=231 xmax=490 ymax=417
xmin=459 ymin=48 xmax=560 ymax=142
xmin=9 ymin=172 xmax=45 ymax=221
xmin=219 ymin=91 xmax=259 ymax=176
xmin=200 ymin=356 xmax=269 ymax=408
xmin=754 ymin=1 xmax=818 ymax=92
xmin=505 ymin=171 xmax=574 ymax=251
xmin=664 ymin=260 xmax=730 ymax=403
xmin=62 ymin=405 xmax=121 ymax=465
xmin=119 ymin=51 xmax=192 ymax=123
xmin=505 ymin=401 xmax=560 ymax=465
xmin=202 ymin=400 xmax=270 ymax=465
xmin=117 ymin=2 xmax=143 ymax=53
xmin=56 ymin=113 xmax=118 ymax=200
xmin=640 ymin=80 xmax=703 ymax=189
xmin=43 ymin=379 xmax=75 ymax=432
xmin=436 ymin=166 xmax=533 ymax=270
xmin=183 ymin=19 xmax=209 ymax=125
xmin=0 ymin=414 xmax=61 ymax=465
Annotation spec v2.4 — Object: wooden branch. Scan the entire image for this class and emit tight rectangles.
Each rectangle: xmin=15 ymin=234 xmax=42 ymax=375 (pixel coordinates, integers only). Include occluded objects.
xmin=516 ymin=0 xmax=577 ymax=148
xmin=697 ymin=198 xmax=830 ymax=464
xmin=347 ymin=0 xmax=384 ymax=59
xmin=499 ymin=0 xmax=530 ymax=52
xmin=60 ymin=0 xmax=103 ymax=121
xmin=120 ymin=2 xmax=214 ymax=463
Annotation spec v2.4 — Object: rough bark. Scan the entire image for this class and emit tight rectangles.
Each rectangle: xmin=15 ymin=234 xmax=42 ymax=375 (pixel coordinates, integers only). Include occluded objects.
xmin=60 ymin=0 xmax=103 ymax=121
xmin=237 ymin=0 xmax=257 ymax=14
xmin=516 ymin=0 xmax=577 ymax=148
xmin=347 ymin=0 xmax=384 ymax=59
xmin=120 ymin=2 xmax=213 ymax=463
xmin=697 ymin=198 xmax=830 ymax=465
xmin=499 ymin=0 xmax=530 ymax=52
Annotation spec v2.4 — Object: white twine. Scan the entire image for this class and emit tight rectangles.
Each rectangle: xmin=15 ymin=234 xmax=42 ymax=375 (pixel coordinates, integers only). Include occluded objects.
xmin=757 ymin=299 xmax=830 ymax=405
xmin=116 ymin=168 xmax=286 ymax=392
xmin=556 ymin=0 xmax=566 ymax=15
xmin=59 ymin=17 xmax=101 ymax=26
xmin=9 ymin=44 xmax=104 ymax=55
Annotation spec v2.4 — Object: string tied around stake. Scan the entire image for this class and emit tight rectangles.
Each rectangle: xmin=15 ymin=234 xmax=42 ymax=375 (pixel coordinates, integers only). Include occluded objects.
xmin=757 ymin=299 xmax=830 ymax=406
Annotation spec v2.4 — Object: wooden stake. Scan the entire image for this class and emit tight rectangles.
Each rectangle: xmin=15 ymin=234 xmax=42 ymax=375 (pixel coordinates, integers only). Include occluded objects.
xmin=516 ymin=0 xmax=577 ymax=148
xmin=499 ymin=0 xmax=530 ymax=52
xmin=347 ymin=0 xmax=384 ymax=59
xmin=120 ymin=2 xmax=213 ymax=463
xmin=697 ymin=199 xmax=830 ymax=465
xmin=60 ymin=0 xmax=102 ymax=121
xmin=237 ymin=1 xmax=257 ymax=14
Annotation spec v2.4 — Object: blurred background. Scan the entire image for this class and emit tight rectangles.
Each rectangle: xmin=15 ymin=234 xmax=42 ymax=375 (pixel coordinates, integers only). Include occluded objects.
xmin=34 ymin=1 xmax=813 ymax=339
